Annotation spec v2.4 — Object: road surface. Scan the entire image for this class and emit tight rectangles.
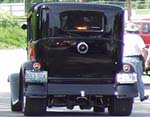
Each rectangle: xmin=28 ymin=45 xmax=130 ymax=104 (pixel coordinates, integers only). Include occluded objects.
xmin=1 ymin=91 xmax=150 ymax=117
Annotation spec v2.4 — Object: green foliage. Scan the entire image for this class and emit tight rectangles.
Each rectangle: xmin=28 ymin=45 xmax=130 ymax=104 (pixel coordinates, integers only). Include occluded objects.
xmin=0 ymin=16 xmax=19 ymax=28
xmin=0 ymin=10 xmax=26 ymax=49
xmin=0 ymin=27 xmax=26 ymax=48
xmin=134 ymin=1 xmax=145 ymax=9
xmin=145 ymin=2 xmax=150 ymax=9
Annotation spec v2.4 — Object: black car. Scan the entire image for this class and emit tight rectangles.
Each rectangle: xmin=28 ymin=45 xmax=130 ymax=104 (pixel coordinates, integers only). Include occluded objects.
xmin=9 ymin=2 xmax=138 ymax=116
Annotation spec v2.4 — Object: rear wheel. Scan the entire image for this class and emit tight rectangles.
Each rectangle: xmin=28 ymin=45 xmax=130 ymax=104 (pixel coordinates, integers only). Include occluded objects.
xmin=108 ymin=96 xmax=133 ymax=116
xmin=11 ymin=99 xmax=22 ymax=112
xmin=24 ymin=97 xmax=47 ymax=116
xmin=9 ymin=73 xmax=23 ymax=112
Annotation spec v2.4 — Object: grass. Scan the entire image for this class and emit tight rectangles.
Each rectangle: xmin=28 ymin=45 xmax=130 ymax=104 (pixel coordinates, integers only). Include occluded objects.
xmin=0 ymin=26 xmax=26 ymax=49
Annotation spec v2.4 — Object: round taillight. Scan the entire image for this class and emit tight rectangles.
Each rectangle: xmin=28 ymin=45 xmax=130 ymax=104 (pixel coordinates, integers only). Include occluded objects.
xmin=123 ymin=64 xmax=130 ymax=72
xmin=33 ymin=62 xmax=41 ymax=70
xmin=29 ymin=47 xmax=35 ymax=60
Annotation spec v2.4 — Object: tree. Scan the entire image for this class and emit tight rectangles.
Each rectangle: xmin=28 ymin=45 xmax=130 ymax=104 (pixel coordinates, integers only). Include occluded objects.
xmin=126 ymin=0 xmax=131 ymax=20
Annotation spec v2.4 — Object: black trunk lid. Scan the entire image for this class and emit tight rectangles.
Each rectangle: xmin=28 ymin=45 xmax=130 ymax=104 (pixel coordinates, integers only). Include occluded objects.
xmin=36 ymin=36 xmax=122 ymax=81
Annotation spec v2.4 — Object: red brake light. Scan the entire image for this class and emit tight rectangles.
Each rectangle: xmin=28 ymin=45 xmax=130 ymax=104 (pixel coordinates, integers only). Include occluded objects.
xmin=29 ymin=47 xmax=35 ymax=60
xmin=75 ymin=26 xmax=88 ymax=30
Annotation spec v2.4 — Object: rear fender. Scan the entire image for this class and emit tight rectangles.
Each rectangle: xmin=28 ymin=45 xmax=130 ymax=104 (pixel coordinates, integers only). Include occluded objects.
xmin=116 ymin=62 xmax=138 ymax=98
xmin=9 ymin=61 xmax=34 ymax=107
xmin=15 ymin=61 xmax=34 ymax=98
xmin=20 ymin=61 xmax=34 ymax=87
xmin=21 ymin=61 xmax=34 ymax=74
xmin=9 ymin=73 xmax=20 ymax=105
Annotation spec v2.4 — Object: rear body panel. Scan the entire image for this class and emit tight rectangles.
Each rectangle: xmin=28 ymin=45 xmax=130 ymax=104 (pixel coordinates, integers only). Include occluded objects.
xmin=23 ymin=3 xmax=138 ymax=98
xmin=37 ymin=38 xmax=120 ymax=80
xmin=29 ymin=3 xmax=124 ymax=84
xmin=22 ymin=2 xmax=138 ymax=98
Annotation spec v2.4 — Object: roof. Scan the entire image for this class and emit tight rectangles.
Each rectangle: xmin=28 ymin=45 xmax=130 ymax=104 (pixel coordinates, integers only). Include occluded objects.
xmin=29 ymin=2 xmax=124 ymax=12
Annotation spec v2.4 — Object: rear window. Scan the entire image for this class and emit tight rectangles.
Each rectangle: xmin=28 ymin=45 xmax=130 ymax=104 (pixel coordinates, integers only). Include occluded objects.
xmin=59 ymin=11 xmax=105 ymax=32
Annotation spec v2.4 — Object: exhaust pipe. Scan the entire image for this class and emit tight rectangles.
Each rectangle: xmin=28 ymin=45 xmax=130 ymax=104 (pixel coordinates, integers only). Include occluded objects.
xmin=76 ymin=91 xmax=91 ymax=109
xmin=76 ymin=90 xmax=88 ymax=104
xmin=76 ymin=96 xmax=88 ymax=104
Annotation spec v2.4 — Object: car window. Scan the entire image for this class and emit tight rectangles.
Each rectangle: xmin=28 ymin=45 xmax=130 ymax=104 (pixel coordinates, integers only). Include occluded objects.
xmin=143 ymin=24 xmax=150 ymax=34
xmin=59 ymin=10 xmax=105 ymax=32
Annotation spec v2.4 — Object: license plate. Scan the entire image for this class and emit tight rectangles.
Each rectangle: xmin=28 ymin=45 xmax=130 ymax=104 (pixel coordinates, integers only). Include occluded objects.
xmin=25 ymin=70 xmax=48 ymax=83
xmin=116 ymin=73 xmax=137 ymax=84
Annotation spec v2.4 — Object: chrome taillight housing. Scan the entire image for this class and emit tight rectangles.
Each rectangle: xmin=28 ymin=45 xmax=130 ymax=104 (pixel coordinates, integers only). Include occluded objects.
xmin=123 ymin=64 xmax=130 ymax=72
xmin=33 ymin=62 xmax=41 ymax=70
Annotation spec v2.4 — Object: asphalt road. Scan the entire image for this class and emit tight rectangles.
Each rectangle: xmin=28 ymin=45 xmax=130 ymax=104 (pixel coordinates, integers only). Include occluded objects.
xmin=1 ymin=49 xmax=150 ymax=117
xmin=1 ymin=91 xmax=150 ymax=117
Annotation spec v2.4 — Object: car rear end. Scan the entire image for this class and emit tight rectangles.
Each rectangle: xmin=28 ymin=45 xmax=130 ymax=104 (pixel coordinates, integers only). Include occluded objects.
xmin=23 ymin=3 xmax=137 ymax=116
xmin=27 ymin=3 xmax=122 ymax=95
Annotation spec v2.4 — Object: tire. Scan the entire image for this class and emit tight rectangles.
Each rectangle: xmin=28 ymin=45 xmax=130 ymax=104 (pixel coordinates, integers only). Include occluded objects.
xmin=11 ymin=99 xmax=22 ymax=112
xmin=9 ymin=73 xmax=23 ymax=112
xmin=24 ymin=97 xmax=47 ymax=116
xmin=108 ymin=97 xmax=133 ymax=116
xmin=93 ymin=106 xmax=105 ymax=113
